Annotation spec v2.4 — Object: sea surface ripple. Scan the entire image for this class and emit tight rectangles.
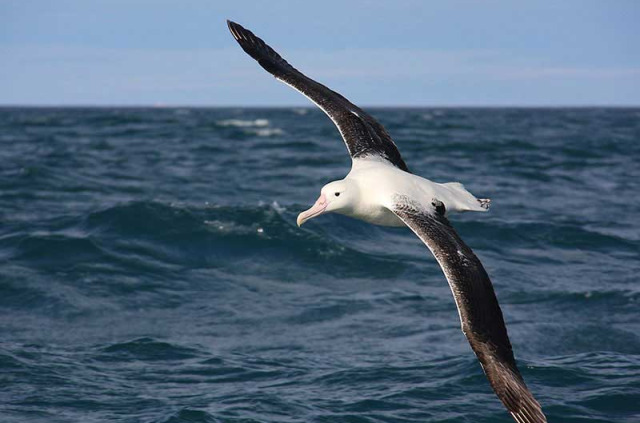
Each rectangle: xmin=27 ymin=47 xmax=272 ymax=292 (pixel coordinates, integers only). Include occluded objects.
xmin=0 ymin=107 xmax=639 ymax=422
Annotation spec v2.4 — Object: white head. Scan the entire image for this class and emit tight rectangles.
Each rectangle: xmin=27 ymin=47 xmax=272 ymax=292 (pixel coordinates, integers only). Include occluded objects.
xmin=297 ymin=179 xmax=357 ymax=226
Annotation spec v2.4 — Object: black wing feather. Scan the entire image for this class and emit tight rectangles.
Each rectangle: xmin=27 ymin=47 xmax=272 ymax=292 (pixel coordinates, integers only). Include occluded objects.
xmin=227 ymin=20 xmax=409 ymax=172
xmin=391 ymin=196 xmax=547 ymax=423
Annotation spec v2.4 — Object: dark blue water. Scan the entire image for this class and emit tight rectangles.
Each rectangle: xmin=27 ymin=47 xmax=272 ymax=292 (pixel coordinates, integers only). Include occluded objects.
xmin=1 ymin=107 xmax=639 ymax=423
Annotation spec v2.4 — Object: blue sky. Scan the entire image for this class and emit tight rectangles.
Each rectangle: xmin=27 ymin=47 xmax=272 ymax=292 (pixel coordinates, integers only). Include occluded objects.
xmin=1 ymin=0 xmax=639 ymax=106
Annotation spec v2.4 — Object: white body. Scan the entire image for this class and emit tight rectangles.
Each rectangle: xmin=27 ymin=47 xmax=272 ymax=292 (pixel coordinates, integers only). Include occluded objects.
xmin=335 ymin=158 xmax=487 ymax=227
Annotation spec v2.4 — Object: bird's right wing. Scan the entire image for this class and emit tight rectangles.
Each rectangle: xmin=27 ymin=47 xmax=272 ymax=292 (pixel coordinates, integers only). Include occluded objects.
xmin=227 ymin=20 xmax=409 ymax=172
xmin=390 ymin=195 xmax=547 ymax=423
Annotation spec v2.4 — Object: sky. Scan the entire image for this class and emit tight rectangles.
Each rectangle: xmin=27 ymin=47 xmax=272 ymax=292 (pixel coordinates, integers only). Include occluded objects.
xmin=1 ymin=0 xmax=639 ymax=106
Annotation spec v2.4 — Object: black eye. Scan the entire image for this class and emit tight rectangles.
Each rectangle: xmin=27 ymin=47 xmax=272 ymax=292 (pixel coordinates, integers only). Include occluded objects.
xmin=335 ymin=192 xmax=340 ymax=197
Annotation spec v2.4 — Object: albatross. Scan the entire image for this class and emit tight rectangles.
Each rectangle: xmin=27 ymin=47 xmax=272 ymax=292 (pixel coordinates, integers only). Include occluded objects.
xmin=227 ymin=20 xmax=547 ymax=423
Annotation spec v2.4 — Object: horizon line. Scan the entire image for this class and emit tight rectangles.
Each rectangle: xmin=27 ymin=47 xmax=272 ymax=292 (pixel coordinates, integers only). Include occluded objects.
xmin=1 ymin=103 xmax=639 ymax=109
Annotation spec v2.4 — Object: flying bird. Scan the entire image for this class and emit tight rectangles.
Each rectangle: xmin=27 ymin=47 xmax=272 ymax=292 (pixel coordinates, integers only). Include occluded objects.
xmin=227 ymin=20 xmax=547 ymax=423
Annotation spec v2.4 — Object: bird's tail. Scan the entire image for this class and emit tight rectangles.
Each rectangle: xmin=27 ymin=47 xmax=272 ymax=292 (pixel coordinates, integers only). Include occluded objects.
xmin=443 ymin=182 xmax=491 ymax=213
xmin=478 ymin=198 xmax=491 ymax=210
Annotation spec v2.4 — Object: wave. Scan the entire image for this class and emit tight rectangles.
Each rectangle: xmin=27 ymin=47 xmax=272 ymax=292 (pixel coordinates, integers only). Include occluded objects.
xmin=3 ymin=201 xmax=405 ymax=279
xmin=4 ymin=200 xmax=636 ymax=285
xmin=215 ymin=118 xmax=270 ymax=128
xmin=251 ymin=128 xmax=284 ymax=137
xmin=213 ymin=118 xmax=284 ymax=137
xmin=97 ymin=337 xmax=202 ymax=362
xmin=161 ymin=409 xmax=218 ymax=423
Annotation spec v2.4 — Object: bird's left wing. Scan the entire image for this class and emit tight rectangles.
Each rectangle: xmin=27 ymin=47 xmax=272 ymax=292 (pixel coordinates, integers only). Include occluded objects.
xmin=390 ymin=195 xmax=547 ymax=423
xmin=227 ymin=20 xmax=409 ymax=172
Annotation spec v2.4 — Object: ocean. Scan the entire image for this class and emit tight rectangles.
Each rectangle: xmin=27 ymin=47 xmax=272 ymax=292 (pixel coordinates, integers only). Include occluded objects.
xmin=0 ymin=107 xmax=639 ymax=422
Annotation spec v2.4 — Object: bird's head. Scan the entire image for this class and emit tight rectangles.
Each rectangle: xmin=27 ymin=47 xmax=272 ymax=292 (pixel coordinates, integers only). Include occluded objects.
xmin=297 ymin=180 xmax=355 ymax=227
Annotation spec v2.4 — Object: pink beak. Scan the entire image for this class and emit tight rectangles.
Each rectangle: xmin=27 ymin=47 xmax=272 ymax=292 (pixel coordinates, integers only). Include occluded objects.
xmin=297 ymin=194 xmax=328 ymax=227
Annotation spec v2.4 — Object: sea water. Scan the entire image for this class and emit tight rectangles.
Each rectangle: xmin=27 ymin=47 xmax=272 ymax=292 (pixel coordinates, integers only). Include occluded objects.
xmin=1 ymin=107 xmax=639 ymax=422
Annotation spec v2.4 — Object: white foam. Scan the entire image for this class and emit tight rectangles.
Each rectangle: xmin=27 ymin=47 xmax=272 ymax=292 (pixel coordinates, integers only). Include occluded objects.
xmin=216 ymin=118 xmax=270 ymax=128
xmin=271 ymin=201 xmax=286 ymax=214
xmin=251 ymin=128 xmax=284 ymax=137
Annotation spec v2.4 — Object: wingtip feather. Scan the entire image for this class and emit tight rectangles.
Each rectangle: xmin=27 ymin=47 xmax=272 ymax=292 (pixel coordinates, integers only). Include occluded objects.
xmin=227 ymin=21 xmax=256 ymax=50
xmin=227 ymin=20 xmax=249 ymax=43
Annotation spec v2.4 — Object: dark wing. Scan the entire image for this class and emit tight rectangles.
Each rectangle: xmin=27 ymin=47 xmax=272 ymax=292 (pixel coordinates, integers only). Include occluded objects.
xmin=391 ymin=196 xmax=547 ymax=423
xmin=227 ymin=20 xmax=409 ymax=172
